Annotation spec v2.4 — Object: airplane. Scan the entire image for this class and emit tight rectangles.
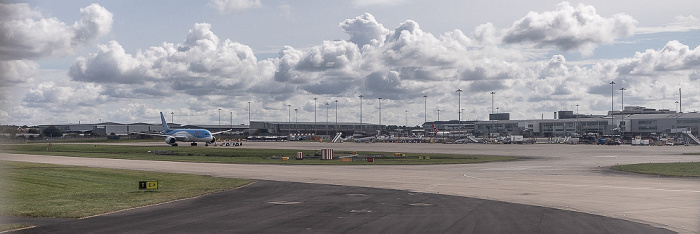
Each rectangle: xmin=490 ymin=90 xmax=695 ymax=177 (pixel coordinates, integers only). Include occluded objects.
xmin=156 ymin=112 xmax=228 ymax=146
xmin=353 ymin=135 xmax=376 ymax=143
xmin=432 ymin=124 xmax=450 ymax=137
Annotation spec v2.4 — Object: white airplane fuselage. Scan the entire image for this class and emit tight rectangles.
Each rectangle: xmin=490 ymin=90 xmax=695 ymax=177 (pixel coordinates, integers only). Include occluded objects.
xmin=159 ymin=112 xmax=217 ymax=146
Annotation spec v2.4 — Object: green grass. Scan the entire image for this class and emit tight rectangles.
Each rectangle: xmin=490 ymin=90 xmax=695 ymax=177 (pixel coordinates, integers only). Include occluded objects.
xmin=1 ymin=143 xmax=519 ymax=165
xmin=611 ymin=162 xmax=700 ymax=177
xmin=0 ymin=223 xmax=32 ymax=232
xmin=0 ymin=161 xmax=252 ymax=218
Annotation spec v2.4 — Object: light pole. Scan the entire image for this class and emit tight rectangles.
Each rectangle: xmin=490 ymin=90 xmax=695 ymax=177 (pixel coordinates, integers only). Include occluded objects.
xmin=490 ymin=91 xmax=495 ymax=114
xmin=437 ymin=109 xmax=440 ymax=121
xmin=218 ymin=108 xmax=221 ymax=131
xmin=294 ymin=108 xmax=298 ymax=133
xmin=423 ymin=95 xmax=427 ymax=124
xmin=575 ymin=104 xmax=579 ymax=135
xmin=170 ymin=112 xmax=174 ymax=125
xmin=325 ymin=102 xmax=329 ymax=135
xmin=230 ymin=111 xmax=232 ymax=130
xmin=287 ymin=104 xmax=291 ymax=135
xmin=314 ymin=98 xmax=317 ymax=135
xmin=609 ymin=81 xmax=615 ymax=134
xmin=335 ymin=100 xmax=338 ymax=133
xmin=359 ymin=95 xmax=363 ymax=132
xmin=456 ymin=89 xmax=462 ymax=130
xmin=248 ymin=101 xmax=251 ymax=124
xmin=378 ymin=98 xmax=383 ymax=127
xmin=405 ymin=110 xmax=408 ymax=127
xmin=619 ymin=87 xmax=626 ymax=135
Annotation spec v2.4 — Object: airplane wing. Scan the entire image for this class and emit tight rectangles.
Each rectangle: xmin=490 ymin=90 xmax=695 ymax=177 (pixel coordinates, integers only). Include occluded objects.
xmin=211 ymin=129 xmax=233 ymax=135
xmin=144 ymin=133 xmax=188 ymax=141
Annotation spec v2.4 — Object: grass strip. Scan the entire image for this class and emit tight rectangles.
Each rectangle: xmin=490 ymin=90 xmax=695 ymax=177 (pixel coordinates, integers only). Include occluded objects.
xmin=2 ymin=143 xmax=519 ymax=165
xmin=0 ymin=223 xmax=33 ymax=232
xmin=0 ymin=161 xmax=251 ymax=218
xmin=611 ymin=162 xmax=700 ymax=177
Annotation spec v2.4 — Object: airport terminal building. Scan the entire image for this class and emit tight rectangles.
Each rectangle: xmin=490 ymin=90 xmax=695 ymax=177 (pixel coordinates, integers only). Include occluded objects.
xmin=425 ymin=106 xmax=700 ymax=139
xmin=34 ymin=106 xmax=699 ymax=141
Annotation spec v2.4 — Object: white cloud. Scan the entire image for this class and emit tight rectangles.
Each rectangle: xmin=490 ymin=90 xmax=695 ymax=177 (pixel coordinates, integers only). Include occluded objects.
xmin=69 ymin=23 xmax=275 ymax=97
xmin=0 ymin=3 xmax=113 ymax=60
xmin=0 ymin=60 xmax=37 ymax=86
xmin=502 ymin=2 xmax=636 ymax=56
xmin=208 ymin=0 xmax=262 ymax=14
xmin=339 ymin=13 xmax=389 ymax=47
xmin=616 ymin=40 xmax=700 ymax=75
xmin=636 ymin=15 xmax=700 ymax=34
xmin=11 ymin=7 xmax=700 ymax=126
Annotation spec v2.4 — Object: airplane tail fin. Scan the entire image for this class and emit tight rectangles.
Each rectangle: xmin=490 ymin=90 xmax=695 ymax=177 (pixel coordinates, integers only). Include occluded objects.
xmin=160 ymin=112 xmax=170 ymax=133
xmin=432 ymin=124 xmax=439 ymax=133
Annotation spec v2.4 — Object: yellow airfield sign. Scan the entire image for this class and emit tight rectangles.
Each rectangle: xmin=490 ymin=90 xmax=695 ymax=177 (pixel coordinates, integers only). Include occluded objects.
xmin=139 ymin=181 xmax=158 ymax=190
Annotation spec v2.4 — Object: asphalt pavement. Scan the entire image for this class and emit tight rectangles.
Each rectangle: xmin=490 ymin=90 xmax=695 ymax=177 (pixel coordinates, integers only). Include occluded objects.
xmin=11 ymin=180 xmax=673 ymax=234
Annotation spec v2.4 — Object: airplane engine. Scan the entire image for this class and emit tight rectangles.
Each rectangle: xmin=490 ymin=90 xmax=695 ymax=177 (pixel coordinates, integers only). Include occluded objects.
xmin=165 ymin=136 xmax=177 ymax=145
xmin=209 ymin=137 xmax=216 ymax=144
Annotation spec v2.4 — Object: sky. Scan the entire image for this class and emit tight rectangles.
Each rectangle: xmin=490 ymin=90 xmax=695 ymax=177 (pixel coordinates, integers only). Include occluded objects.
xmin=2 ymin=0 xmax=700 ymax=127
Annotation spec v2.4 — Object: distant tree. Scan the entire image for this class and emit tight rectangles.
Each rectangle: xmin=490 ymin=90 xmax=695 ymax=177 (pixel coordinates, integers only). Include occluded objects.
xmin=27 ymin=128 xmax=40 ymax=134
xmin=42 ymin=126 xmax=63 ymax=137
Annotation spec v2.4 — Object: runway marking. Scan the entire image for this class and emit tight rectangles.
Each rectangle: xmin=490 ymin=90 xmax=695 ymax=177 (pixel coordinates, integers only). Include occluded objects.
xmin=408 ymin=203 xmax=435 ymax=207
xmin=480 ymin=166 xmax=561 ymax=171
xmin=345 ymin=193 xmax=369 ymax=197
xmin=266 ymin=201 xmax=302 ymax=205
xmin=462 ymin=173 xmax=700 ymax=193
xmin=350 ymin=209 xmax=372 ymax=213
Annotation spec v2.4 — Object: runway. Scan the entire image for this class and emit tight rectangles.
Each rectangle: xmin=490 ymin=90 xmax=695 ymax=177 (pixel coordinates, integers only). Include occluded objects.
xmin=1 ymin=142 xmax=699 ymax=233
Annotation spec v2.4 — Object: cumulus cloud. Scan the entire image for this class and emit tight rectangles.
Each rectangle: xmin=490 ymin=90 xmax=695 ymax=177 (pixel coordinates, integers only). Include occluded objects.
xmin=17 ymin=9 xmax=700 ymax=125
xmin=208 ymin=0 xmax=261 ymax=14
xmin=503 ymin=2 xmax=636 ymax=55
xmin=0 ymin=3 xmax=113 ymax=60
xmin=616 ymin=40 xmax=700 ymax=75
xmin=340 ymin=13 xmax=390 ymax=47
xmin=0 ymin=60 xmax=37 ymax=86
xmin=70 ymin=23 xmax=274 ymax=96
xmin=22 ymin=81 xmax=107 ymax=109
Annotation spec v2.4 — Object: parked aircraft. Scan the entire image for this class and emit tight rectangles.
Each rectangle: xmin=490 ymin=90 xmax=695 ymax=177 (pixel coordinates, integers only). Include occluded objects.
xmin=432 ymin=124 xmax=450 ymax=137
xmin=156 ymin=112 xmax=228 ymax=146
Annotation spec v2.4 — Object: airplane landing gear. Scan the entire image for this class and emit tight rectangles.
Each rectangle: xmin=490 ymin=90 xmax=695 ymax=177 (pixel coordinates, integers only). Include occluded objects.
xmin=191 ymin=142 xmax=197 ymax=146
xmin=171 ymin=143 xmax=178 ymax=146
